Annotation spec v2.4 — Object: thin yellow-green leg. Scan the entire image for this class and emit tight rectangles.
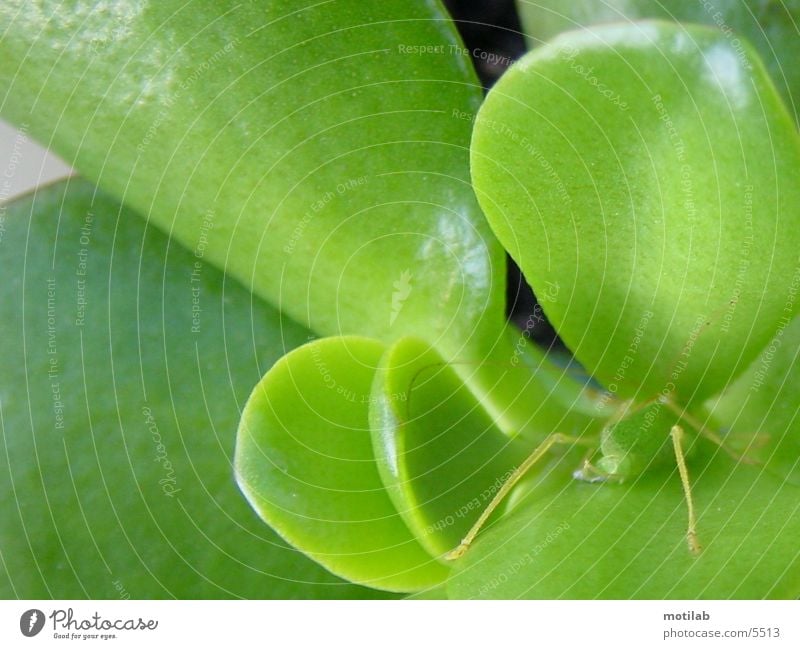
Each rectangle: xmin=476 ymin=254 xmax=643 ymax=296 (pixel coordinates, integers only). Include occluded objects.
xmin=671 ymin=425 xmax=702 ymax=556
xmin=445 ymin=433 xmax=589 ymax=561
xmin=664 ymin=400 xmax=759 ymax=465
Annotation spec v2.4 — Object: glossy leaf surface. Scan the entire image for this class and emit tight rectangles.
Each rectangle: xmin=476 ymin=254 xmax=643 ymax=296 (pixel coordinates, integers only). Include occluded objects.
xmin=235 ymin=336 xmax=448 ymax=592
xmin=448 ymin=443 xmax=800 ymax=598
xmin=369 ymin=337 xmax=533 ymax=557
xmin=516 ymin=0 xmax=800 ymax=124
xmin=471 ymin=22 xmax=800 ymax=402
xmin=708 ymin=314 xmax=800 ymax=485
xmin=0 ymin=0 xmax=504 ymax=361
xmin=0 ymin=180 xmax=385 ymax=598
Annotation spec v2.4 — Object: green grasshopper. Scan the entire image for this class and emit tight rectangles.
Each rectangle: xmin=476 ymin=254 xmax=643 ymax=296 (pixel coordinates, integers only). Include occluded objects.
xmin=445 ymin=394 xmax=756 ymax=560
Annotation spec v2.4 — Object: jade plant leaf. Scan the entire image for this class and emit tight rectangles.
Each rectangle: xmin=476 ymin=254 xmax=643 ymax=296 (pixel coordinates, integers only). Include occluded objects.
xmin=0 ymin=179 xmax=388 ymax=598
xmin=369 ymin=337 xmax=534 ymax=557
xmin=708 ymin=314 xmax=800 ymax=485
xmin=0 ymin=0 xmax=504 ymax=363
xmin=405 ymin=585 xmax=449 ymax=600
xmin=516 ymin=0 xmax=800 ymax=124
xmin=0 ymin=0 xmax=600 ymax=432
xmin=471 ymin=21 xmax=800 ymax=403
xmin=447 ymin=442 xmax=800 ymax=598
xmin=235 ymin=336 xmax=449 ymax=592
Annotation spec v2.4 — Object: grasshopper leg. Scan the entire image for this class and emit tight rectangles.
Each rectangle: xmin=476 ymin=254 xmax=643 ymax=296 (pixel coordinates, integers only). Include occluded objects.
xmin=445 ymin=433 xmax=590 ymax=561
xmin=671 ymin=424 xmax=702 ymax=556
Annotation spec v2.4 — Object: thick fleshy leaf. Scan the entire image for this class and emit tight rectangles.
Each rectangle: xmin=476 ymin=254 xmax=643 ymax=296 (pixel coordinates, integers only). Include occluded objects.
xmin=405 ymin=585 xmax=449 ymax=600
xmin=0 ymin=0 xmax=502 ymax=361
xmin=708 ymin=315 xmax=800 ymax=484
xmin=447 ymin=443 xmax=800 ymax=598
xmin=0 ymin=180 xmax=386 ymax=598
xmin=235 ymin=336 xmax=449 ymax=592
xmin=0 ymin=0 xmax=604 ymax=446
xmin=516 ymin=0 xmax=800 ymax=124
xmin=369 ymin=337 xmax=533 ymax=557
xmin=471 ymin=22 xmax=800 ymax=402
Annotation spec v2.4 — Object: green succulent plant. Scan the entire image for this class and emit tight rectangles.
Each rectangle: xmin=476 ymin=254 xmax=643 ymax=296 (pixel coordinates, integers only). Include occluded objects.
xmin=1 ymin=0 xmax=799 ymax=599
